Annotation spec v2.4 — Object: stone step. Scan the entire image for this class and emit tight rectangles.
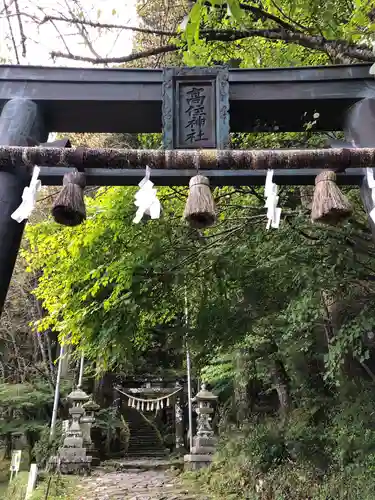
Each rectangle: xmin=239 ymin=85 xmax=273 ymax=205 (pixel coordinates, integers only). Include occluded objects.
xmin=127 ymin=452 xmax=165 ymax=455
xmin=128 ymin=446 xmax=166 ymax=452
xmin=128 ymin=427 xmax=159 ymax=434
xmin=128 ymin=434 xmax=164 ymax=441
xmin=129 ymin=438 xmax=164 ymax=442
xmin=127 ymin=452 xmax=165 ymax=456
xmin=128 ymin=446 xmax=164 ymax=451
xmin=126 ymin=453 xmax=168 ymax=459
xmin=122 ymin=408 xmax=168 ymax=458
xmin=128 ymin=440 xmax=165 ymax=447
xmin=128 ymin=436 xmax=163 ymax=442
xmin=128 ymin=430 xmax=160 ymax=435
xmin=128 ymin=442 xmax=164 ymax=448
xmin=129 ymin=435 xmax=161 ymax=440
xmin=128 ymin=444 xmax=163 ymax=449
xmin=128 ymin=427 xmax=160 ymax=435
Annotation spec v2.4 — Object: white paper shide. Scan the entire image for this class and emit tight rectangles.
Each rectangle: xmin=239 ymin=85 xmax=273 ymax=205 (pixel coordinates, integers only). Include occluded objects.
xmin=264 ymin=170 xmax=281 ymax=229
xmin=365 ymin=168 xmax=375 ymax=224
xmin=11 ymin=166 xmax=42 ymax=223
xmin=133 ymin=166 xmax=161 ymax=224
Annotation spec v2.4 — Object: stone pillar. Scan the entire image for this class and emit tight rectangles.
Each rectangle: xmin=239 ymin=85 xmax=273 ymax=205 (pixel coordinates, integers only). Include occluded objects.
xmin=184 ymin=384 xmax=218 ymax=471
xmin=62 ymin=420 xmax=70 ymax=437
xmin=0 ymin=98 xmax=45 ymax=314
xmin=174 ymin=382 xmax=185 ymax=453
xmin=344 ymin=98 xmax=375 ymax=242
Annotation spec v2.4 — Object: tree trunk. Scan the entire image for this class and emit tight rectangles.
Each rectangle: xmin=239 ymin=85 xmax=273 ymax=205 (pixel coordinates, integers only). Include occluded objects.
xmin=271 ymin=358 xmax=291 ymax=421
xmin=234 ymin=348 xmax=252 ymax=426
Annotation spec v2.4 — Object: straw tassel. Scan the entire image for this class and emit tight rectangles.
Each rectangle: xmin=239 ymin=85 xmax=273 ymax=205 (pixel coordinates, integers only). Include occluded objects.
xmin=183 ymin=175 xmax=216 ymax=228
xmin=311 ymin=170 xmax=352 ymax=225
xmin=52 ymin=170 xmax=86 ymax=226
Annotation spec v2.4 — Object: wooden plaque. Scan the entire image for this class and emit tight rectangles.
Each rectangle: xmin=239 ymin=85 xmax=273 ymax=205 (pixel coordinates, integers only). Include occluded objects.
xmin=162 ymin=67 xmax=230 ymax=150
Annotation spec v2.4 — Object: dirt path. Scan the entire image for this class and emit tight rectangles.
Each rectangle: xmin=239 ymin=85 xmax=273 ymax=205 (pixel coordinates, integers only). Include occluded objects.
xmin=76 ymin=468 xmax=210 ymax=500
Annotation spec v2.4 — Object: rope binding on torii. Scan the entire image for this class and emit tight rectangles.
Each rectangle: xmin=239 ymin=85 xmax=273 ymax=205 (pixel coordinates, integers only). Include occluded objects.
xmin=115 ymin=385 xmax=182 ymax=413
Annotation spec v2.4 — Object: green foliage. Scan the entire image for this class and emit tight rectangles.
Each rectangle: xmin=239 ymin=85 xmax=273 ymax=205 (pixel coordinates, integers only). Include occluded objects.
xmin=0 ymin=381 xmax=54 ymax=437
xmin=2 ymin=470 xmax=77 ymax=500
xmin=33 ymin=424 xmax=63 ymax=469
xmin=94 ymin=406 xmax=130 ymax=454
xmin=193 ymin=389 xmax=375 ymax=499
xmin=0 ymin=379 xmax=71 ymax=437
xmin=24 ymin=184 xmax=189 ymax=372
xmin=183 ymin=0 xmax=374 ymax=67
xmin=3 ymin=472 xmax=28 ymax=500
xmin=30 ymin=475 xmax=77 ymax=500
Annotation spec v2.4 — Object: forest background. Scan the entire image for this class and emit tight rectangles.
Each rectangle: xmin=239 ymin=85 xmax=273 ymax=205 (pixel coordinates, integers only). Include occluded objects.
xmin=2 ymin=0 xmax=375 ymax=498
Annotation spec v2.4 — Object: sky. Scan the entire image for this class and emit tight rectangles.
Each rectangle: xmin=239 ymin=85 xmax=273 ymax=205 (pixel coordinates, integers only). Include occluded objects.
xmin=0 ymin=0 xmax=138 ymax=67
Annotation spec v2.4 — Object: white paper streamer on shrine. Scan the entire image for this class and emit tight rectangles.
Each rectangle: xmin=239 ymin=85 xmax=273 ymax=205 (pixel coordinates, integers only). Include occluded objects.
xmin=264 ymin=170 xmax=281 ymax=229
xmin=366 ymin=168 xmax=375 ymax=223
xmin=133 ymin=166 xmax=161 ymax=224
xmin=11 ymin=166 xmax=42 ymax=223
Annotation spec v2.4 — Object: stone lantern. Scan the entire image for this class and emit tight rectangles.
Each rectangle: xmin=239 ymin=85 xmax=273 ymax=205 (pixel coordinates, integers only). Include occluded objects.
xmin=184 ymin=384 xmax=218 ymax=470
xmin=81 ymin=398 xmax=100 ymax=466
xmin=51 ymin=387 xmax=92 ymax=474
xmin=63 ymin=387 xmax=89 ymax=448
xmin=81 ymin=398 xmax=99 ymax=446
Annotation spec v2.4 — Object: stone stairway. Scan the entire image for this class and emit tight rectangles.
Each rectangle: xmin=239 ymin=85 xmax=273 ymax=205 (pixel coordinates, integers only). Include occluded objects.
xmin=123 ymin=407 xmax=168 ymax=458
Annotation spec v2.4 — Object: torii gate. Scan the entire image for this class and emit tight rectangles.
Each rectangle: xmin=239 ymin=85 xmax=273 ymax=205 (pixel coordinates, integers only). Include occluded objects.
xmin=0 ymin=62 xmax=375 ymax=314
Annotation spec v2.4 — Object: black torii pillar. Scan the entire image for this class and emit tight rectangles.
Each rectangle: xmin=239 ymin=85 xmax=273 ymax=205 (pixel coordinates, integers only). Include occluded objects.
xmin=0 ymin=98 xmax=45 ymax=315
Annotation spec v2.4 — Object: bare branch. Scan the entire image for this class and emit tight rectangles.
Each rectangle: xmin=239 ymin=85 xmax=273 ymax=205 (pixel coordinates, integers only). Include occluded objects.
xmin=0 ymin=11 xmax=40 ymax=22
xmin=63 ymin=0 xmax=101 ymax=61
xmin=51 ymin=43 xmax=178 ymax=64
xmin=203 ymin=29 xmax=374 ymax=62
xmin=3 ymin=0 xmax=19 ymax=64
xmin=269 ymin=0 xmax=312 ymax=33
xmin=49 ymin=25 xmax=374 ymax=65
xmin=41 ymin=15 xmax=177 ymax=37
xmin=48 ymin=18 xmax=73 ymax=55
xmin=0 ymin=0 xmax=14 ymax=15
xmin=237 ymin=1 xmax=298 ymax=31
xmin=14 ymin=0 xmax=26 ymax=57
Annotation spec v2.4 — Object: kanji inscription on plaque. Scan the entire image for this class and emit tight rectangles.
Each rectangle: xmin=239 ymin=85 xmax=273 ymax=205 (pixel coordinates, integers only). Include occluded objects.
xmin=162 ymin=67 xmax=230 ymax=150
xmin=182 ymin=85 xmax=211 ymax=146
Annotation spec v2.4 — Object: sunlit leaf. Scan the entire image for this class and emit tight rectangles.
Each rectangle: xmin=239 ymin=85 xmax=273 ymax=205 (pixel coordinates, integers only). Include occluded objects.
xmin=185 ymin=0 xmax=203 ymax=47
xmin=227 ymin=0 xmax=244 ymax=24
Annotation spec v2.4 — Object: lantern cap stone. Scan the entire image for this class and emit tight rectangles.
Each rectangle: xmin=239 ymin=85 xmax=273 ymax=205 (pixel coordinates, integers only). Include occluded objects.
xmin=195 ymin=383 xmax=218 ymax=401
xmin=83 ymin=398 xmax=100 ymax=412
xmin=68 ymin=387 xmax=89 ymax=402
